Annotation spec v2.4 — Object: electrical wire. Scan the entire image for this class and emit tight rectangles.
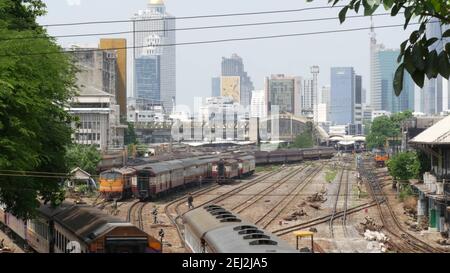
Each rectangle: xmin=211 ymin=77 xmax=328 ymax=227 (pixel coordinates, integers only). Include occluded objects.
xmin=1 ymin=13 xmax=395 ymax=42
xmin=0 ymin=23 xmax=419 ymax=58
xmin=41 ymin=5 xmax=347 ymax=28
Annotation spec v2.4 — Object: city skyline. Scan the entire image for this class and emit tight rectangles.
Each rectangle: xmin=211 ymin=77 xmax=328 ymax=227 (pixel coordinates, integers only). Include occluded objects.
xmin=39 ymin=0 xmax=413 ymax=108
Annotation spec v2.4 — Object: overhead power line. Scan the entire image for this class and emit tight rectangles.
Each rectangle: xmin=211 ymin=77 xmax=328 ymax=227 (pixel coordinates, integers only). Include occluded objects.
xmin=42 ymin=5 xmax=347 ymax=28
xmin=1 ymin=13 xmax=394 ymax=42
xmin=0 ymin=23 xmax=419 ymax=58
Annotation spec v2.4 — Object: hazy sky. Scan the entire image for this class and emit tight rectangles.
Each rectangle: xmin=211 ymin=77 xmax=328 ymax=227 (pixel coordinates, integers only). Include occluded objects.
xmin=38 ymin=0 xmax=415 ymax=108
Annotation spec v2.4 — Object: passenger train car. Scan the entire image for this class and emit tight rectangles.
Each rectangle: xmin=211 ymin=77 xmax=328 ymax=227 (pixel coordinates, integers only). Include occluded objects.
xmin=99 ymin=148 xmax=333 ymax=201
xmin=183 ymin=205 xmax=297 ymax=253
xmin=133 ymin=157 xmax=220 ymax=200
xmin=0 ymin=203 xmax=161 ymax=253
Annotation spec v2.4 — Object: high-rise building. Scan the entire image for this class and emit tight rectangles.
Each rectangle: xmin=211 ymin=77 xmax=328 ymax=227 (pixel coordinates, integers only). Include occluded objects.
xmin=370 ymin=22 xmax=415 ymax=113
xmin=67 ymin=46 xmax=125 ymax=150
xmin=379 ymin=49 xmax=415 ymax=113
xmin=99 ymin=39 xmax=127 ymax=119
xmin=250 ymin=90 xmax=266 ymax=118
xmin=220 ymin=76 xmax=241 ymax=103
xmin=302 ymin=79 xmax=313 ymax=111
xmin=354 ymin=75 xmax=363 ymax=127
xmin=321 ymin=85 xmax=330 ymax=105
xmin=221 ymin=54 xmax=254 ymax=107
xmin=132 ymin=0 xmax=176 ymax=113
xmin=135 ymin=55 xmax=161 ymax=102
xmin=422 ymin=19 xmax=450 ymax=114
xmin=211 ymin=77 xmax=221 ymax=97
xmin=330 ymin=67 xmax=355 ymax=125
xmin=265 ymin=74 xmax=301 ymax=116
xmin=301 ymin=66 xmax=319 ymax=120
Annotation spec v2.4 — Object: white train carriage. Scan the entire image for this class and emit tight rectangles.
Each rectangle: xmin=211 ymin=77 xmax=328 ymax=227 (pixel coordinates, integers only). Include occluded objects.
xmin=183 ymin=205 xmax=297 ymax=253
xmin=235 ymin=155 xmax=256 ymax=177
xmin=183 ymin=205 xmax=242 ymax=253
xmin=197 ymin=156 xmax=218 ymax=180
xmin=176 ymin=158 xmax=203 ymax=185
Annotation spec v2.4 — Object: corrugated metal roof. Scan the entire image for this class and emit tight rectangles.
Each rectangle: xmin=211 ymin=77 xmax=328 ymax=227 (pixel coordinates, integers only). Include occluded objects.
xmin=38 ymin=203 xmax=135 ymax=243
xmin=410 ymin=115 xmax=450 ymax=144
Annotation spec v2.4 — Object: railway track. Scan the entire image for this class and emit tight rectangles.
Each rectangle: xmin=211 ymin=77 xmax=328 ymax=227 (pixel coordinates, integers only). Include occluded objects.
xmin=126 ymin=201 xmax=148 ymax=230
xmin=329 ymin=166 xmax=351 ymax=238
xmin=329 ymin=168 xmax=345 ymax=238
xmin=230 ymin=166 xmax=309 ymax=213
xmin=272 ymin=201 xmax=378 ymax=236
xmin=254 ymin=166 xmax=324 ymax=230
xmin=359 ymin=157 xmax=443 ymax=253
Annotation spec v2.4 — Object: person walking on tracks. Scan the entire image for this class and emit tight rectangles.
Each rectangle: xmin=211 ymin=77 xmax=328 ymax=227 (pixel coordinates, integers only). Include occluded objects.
xmin=187 ymin=193 xmax=194 ymax=209
xmin=152 ymin=206 xmax=158 ymax=224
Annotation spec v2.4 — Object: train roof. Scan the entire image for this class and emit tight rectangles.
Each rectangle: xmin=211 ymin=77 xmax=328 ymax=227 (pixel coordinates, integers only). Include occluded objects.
xmin=100 ymin=167 xmax=136 ymax=175
xmin=183 ymin=205 xmax=297 ymax=253
xmin=204 ymin=224 xmax=297 ymax=253
xmin=38 ymin=203 xmax=144 ymax=243
xmin=133 ymin=162 xmax=177 ymax=174
xmin=233 ymin=155 xmax=255 ymax=161
xmin=183 ymin=205 xmax=242 ymax=239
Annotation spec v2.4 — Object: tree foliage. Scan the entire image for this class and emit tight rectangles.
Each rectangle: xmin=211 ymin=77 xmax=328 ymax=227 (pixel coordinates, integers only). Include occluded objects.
xmin=65 ymin=145 xmax=102 ymax=175
xmin=387 ymin=151 xmax=420 ymax=181
xmin=307 ymin=0 xmax=450 ymax=95
xmin=0 ymin=0 xmax=77 ymax=219
xmin=366 ymin=111 xmax=412 ymax=149
xmin=290 ymin=123 xmax=314 ymax=148
xmin=124 ymin=122 xmax=138 ymax=145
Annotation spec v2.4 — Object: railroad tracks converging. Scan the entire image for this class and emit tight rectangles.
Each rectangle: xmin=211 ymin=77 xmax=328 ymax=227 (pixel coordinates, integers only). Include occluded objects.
xmin=254 ymin=166 xmax=324 ymax=230
xmin=329 ymin=166 xmax=351 ymax=238
xmin=272 ymin=201 xmax=377 ymax=236
xmin=359 ymin=157 xmax=443 ymax=253
xmin=163 ymin=166 xmax=295 ymax=248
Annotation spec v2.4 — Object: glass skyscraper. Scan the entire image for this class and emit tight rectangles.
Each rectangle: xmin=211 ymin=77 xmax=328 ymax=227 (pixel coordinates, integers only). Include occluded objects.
xmin=135 ymin=55 xmax=160 ymax=102
xmin=378 ymin=49 xmax=415 ymax=113
xmin=422 ymin=19 xmax=450 ymax=114
xmin=330 ymin=67 xmax=355 ymax=125
xmin=132 ymin=0 xmax=176 ymax=113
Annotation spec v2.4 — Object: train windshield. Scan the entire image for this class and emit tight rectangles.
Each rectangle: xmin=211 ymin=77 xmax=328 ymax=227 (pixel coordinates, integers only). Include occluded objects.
xmin=100 ymin=172 xmax=120 ymax=180
xmin=105 ymin=237 xmax=149 ymax=253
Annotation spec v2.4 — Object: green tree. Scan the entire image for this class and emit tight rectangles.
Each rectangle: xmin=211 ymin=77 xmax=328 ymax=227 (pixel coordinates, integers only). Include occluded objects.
xmin=366 ymin=116 xmax=398 ymax=149
xmin=65 ymin=145 xmax=102 ymax=175
xmin=124 ymin=122 xmax=138 ymax=145
xmin=290 ymin=123 xmax=314 ymax=148
xmin=366 ymin=110 xmax=412 ymax=149
xmin=307 ymin=0 xmax=450 ymax=95
xmin=0 ymin=0 xmax=77 ymax=219
xmin=387 ymin=151 xmax=420 ymax=190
